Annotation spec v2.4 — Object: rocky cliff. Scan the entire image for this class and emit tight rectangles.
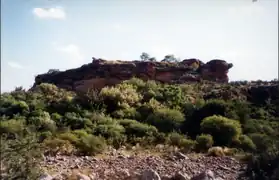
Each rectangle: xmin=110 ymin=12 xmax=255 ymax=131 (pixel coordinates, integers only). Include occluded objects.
xmin=33 ymin=58 xmax=233 ymax=92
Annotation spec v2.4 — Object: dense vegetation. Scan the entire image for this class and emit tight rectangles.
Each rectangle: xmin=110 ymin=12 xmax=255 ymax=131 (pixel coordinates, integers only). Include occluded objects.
xmin=1 ymin=78 xmax=278 ymax=179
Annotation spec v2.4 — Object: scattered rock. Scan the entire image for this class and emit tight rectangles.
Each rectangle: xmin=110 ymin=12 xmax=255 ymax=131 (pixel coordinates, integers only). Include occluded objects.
xmin=38 ymin=173 xmax=53 ymax=180
xmin=40 ymin=153 xmax=245 ymax=180
xmin=174 ymin=171 xmax=191 ymax=180
xmin=141 ymin=169 xmax=161 ymax=180
xmin=75 ymin=172 xmax=91 ymax=180
xmin=191 ymin=170 xmax=215 ymax=180
xmin=175 ymin=152 xmax=189 ymax=160
xmin=161 ymin=175 xmax=172 ymax=180
xmin=88 ymin=173 xmax=96 ymax=180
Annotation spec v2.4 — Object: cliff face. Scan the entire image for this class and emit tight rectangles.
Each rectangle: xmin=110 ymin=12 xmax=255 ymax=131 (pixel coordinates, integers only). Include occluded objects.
xmin=33 ymin=58 xmax=233 ymax=92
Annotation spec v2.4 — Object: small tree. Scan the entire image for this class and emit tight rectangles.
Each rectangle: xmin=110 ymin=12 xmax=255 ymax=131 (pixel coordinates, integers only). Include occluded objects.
xmin=149 ymin=57 xmax=157 ymax=62
xmin=0 ymin=134 xmax=44 ymax=180
xmin=140 ymin=52 xmax=150 ymax=61
xmin=162 ymin=54 xmax=178 ymax=62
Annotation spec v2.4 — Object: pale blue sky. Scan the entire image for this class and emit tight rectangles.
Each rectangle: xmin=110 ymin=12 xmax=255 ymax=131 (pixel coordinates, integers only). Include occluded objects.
xmin=1 ymin=0 xmax=278 ymax=92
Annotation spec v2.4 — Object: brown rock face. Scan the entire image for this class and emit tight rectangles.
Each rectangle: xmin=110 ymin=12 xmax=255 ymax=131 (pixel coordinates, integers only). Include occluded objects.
xmin=33 ymin=58 xmax=233 ymax=92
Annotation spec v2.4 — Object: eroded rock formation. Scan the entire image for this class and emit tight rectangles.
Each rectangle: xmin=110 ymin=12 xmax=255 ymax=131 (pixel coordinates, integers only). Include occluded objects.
xmin=33 ymin=58 xmax=233 ymax=92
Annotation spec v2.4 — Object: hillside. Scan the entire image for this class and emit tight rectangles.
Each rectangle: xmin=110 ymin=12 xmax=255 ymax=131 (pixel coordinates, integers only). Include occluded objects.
xmin=1 ymin=63 xmax=279 ymax=179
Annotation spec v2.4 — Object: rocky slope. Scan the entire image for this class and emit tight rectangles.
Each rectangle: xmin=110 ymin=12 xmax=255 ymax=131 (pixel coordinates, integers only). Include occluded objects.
xmin=39 ymin=148 xmax=246 ymax=180
xmin=33 ymin=58 xmax=233 ymax=92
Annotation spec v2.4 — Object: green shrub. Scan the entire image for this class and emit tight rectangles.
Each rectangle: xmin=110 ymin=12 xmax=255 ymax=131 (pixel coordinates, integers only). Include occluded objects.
xmin=111 ymin=108 xmax=140 ymax=119
xmin=0 ymin=119 xmax=25 ymax=138
xmin=123 ymin=77 xmax=146 ymax=89
xmin=137 ymin=98 xmax=166 ymax=121
xmin=154 ymin=132 xmax=168 ymax=144
xmin=118 ymin=119 xmax=139 ymax=127
xmin=0 ymin=135 xmax=43 ymax=180
xmin=146 ymin=108 xmax=184 ymax=133
xmin=75 ymin=135 xmax=107 ymax=155
xmin=100 ymin=83 xmax=142 ymax=110
xmin=43 ymin=138 xmax=74 ymax=155
xmin=156 ymin=85 xmax=183 ymax=108
xmin=180 ymin=138 xmax=196 ymax=153
xmin=63 ymin=112 xmax=89 ymax=130
xmin=244 ymin=144 xmax=279 ymax=180
xmin=182 ymin=99 xmax=230 ymax=138
xmin=167 ymin=132 xmax=196 ymax=152
xmin=201 ymin=115 xmax=242 ymax=146
xmin=125 ymin=122 xmax=158 ymax=137
xmin=168 ymin=132 xmax=185 ymax=146
xmin=195 ymin=134 xmax=214 ymax=152
xmin=72 ymin=129 xmax=89 ymax=138
xmin=249 ymin=133 xmax=274 ymax=152
xmin=94 ymin=123 xmax=125 ymax=138
xmin=244 ymin=119 xmax=275 ymax=136
xmin=57 ymin=132 xmax=79 ymax=144
xmin=28 ymin=111 xmax=57 ymax=132
xmin=238 ymin=135 xmax=256 ymax=152
xmin=38 ymin=131 xmax=52 ymax=142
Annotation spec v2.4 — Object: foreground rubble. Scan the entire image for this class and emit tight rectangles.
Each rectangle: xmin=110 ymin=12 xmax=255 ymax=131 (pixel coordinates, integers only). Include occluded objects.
xmin=39 ymin=150 xmax=247 ymax=180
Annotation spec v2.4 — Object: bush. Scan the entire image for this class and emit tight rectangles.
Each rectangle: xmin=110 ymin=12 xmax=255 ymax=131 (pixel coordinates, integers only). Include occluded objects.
xmin=195 ymin=134 xmax=214 ymax=152
xmin=100 ymin=83 xmax=142 ymax=111
xmin=57 ymin=132 xmax=79 ymax=144
xmin=123 ymin=77 xmax=146 ymax=89
xmin=167 ymin=132 xmax=196 ymax=152
xmin=43 ymin=138 xmax=74 ymax=155
xmin=201 ymin=115 xmax=242 ymax=146
xmin=180 ymin=138 xmax=196 ymax=153
xmin=182 ymin=99 xmax=230 ymax=138
xmin=111 ymin=108 xmax=140 ymax=119
xmin=75 ymin=134 xmax=107 ymax=155
xmin=168 ymin=132 xmax=185 ymax=147
xmin=238 ymin=135 xmax=256 ymax=152
xmin=137 ymin=98 xmax=165 ymax=121
xmin=244 ymin=145 xmax=279 ymax=180
xmin=28 ymin=111 xmax=57 ymax=132
xmin=0 ymin=119 xmax=25 ymax=138
xmin=156 ymin=85 xmax=183 ymax=108
xmin=38 ymin=131 xmax=52 ymax=142
xmin=244 ymin=119 xmax=275 ymax=136
xmin=125 ymin=121 xmax=158 ymax=137
xmin=0 ymin=135 xmax=44 ymax=180
xmin=249 ymin=133 xmax=274 ymax=152
xmin=94 ymin=123 xmax=125 ymax=137
xmin=146 ymin=108 xmax=184 ymax=133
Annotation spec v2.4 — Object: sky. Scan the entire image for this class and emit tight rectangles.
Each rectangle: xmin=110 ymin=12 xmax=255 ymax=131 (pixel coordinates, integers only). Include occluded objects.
xmin=1 ymin=0 xmax=278 ymax=92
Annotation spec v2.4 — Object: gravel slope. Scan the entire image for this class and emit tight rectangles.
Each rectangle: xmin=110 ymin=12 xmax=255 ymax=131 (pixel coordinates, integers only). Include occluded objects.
xmin=40 ymin=150 xmax=247 ymax=180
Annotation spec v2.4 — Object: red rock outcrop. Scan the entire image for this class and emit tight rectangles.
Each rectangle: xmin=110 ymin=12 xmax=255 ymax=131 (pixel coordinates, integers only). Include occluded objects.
xmin=33 ymin=58 xmax=233 ymax=92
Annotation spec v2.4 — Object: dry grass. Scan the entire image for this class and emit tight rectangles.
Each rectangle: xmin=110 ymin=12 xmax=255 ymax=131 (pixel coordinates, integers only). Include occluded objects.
xmin=207 ymin=146 xmax=238 ymax=157
xmin=207 ymin=146 xmax=225 ymax=157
